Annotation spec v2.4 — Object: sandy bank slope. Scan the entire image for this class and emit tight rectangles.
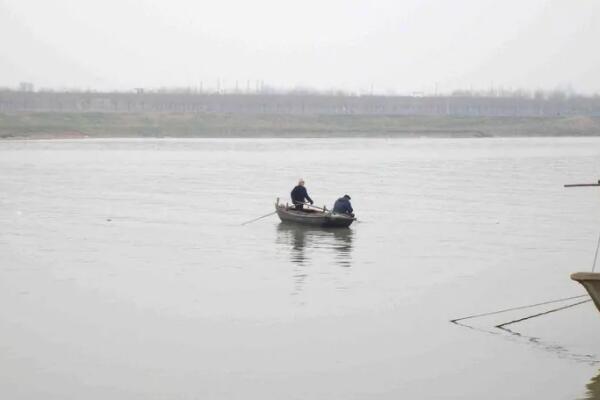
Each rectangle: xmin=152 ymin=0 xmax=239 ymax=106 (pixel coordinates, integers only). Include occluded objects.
xmin=1 ymin=113 xmax=600 ymax=139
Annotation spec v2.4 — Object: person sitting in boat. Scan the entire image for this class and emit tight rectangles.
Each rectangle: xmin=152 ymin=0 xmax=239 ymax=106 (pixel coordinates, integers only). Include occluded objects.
xmin=333 ymin=194 xmax=354 ymax=216
xmin=291 ymin=179 xmax=313 ymax=210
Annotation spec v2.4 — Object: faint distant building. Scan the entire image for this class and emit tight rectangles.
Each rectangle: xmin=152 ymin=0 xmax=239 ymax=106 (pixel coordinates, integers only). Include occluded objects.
xmin=89 ymin=97 xmax=113 ymax=111
xmin=19 ymin=82 xmax=35 ymax=92
xmin=134 ymin=88 xmax=145 ymax=94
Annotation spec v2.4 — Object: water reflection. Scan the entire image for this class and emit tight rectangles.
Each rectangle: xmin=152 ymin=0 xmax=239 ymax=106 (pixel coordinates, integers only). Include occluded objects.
xmin=453 ymin=320 xmax=599 ymax=365
xmin=276 ymin=223 xmax=354 ymax=295
xmin=276 ymin=223 xmax=354 ymax=267
xmin=581 ymin=369 xmax=600 ymax=400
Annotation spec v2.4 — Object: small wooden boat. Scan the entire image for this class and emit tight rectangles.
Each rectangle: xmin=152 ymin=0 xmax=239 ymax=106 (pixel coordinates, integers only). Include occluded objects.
xmin=571 ymin=272 xmax=600 ymax=313
xmin=275 ymin=198 xmax=355 ymax=228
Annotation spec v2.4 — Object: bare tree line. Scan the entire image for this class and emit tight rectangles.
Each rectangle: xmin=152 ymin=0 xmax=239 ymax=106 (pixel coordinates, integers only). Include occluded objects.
xmin=1 ymin=89 xmax=600 ymax=117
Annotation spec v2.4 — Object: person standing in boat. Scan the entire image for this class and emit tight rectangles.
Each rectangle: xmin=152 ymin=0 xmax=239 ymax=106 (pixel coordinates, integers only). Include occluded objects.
xmin=333 ymin=194 xmax=354 ymax=217
xmin=291 ymin=179 xmax=313 ymax=210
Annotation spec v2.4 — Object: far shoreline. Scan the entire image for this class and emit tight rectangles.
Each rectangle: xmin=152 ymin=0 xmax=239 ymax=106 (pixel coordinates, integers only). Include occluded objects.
xmin=1 ymin=112 xmax=600 ymax=139
xmin=4 ymin=134 xmax=600 ymax=141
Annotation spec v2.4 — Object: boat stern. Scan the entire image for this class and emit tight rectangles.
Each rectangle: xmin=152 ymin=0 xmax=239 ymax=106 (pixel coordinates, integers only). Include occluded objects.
xmin=571 ymin=272 xmax=600 ymax=313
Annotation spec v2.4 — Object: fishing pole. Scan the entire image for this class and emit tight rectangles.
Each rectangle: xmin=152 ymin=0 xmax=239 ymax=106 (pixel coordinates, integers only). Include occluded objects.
xmin=563 ymin=181 xmax=600 ymax=187
xmin=592 ymin=231 xmax=600 ymax=272
xmin=563 ymin=179 xmax=600 ymax=271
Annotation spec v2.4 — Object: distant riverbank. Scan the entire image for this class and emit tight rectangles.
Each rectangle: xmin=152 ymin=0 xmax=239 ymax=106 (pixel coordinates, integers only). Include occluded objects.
xmin=1 ymin=112 xmax=600 ymax=139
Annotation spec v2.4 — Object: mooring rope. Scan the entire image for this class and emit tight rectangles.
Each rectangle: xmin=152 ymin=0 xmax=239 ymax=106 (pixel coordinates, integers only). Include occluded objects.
xmin=495 ymin=299 xmax=592 ymax=328
xmin=450 ymin=294 xmax=589 ymax=323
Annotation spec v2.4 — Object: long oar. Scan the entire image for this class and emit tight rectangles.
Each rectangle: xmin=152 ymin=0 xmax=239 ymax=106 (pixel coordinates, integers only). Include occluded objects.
xmin=299 ymin=202 xmax=359 ymax=222
xmin=241 ymin=211 xmax=277 ymax=226
xmin=296 ymin=202 xmax=327 ymax=212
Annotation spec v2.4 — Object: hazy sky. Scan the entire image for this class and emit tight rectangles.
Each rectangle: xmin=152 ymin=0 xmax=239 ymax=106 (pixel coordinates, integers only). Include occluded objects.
xmin=1 ymin=0 xmax=599 ymax=94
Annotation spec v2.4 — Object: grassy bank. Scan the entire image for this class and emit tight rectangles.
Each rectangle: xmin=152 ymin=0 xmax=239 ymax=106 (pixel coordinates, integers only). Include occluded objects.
xmin=1 ymin=112 xmax=600 ymax=139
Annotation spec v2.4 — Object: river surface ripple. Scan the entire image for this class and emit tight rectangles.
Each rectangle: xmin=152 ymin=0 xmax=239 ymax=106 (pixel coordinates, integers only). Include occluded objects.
xmin=1 ymin=138 xmax=600 ymax=399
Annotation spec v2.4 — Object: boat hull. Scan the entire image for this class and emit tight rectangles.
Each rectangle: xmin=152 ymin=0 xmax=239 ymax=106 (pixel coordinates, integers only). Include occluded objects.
xmin=276 ymin=205 xmax=354 ymax=228
xmin=571 ymin=272 xmax=600 ymax=313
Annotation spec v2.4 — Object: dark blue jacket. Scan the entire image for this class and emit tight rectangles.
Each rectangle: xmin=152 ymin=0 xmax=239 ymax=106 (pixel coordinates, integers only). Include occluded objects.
xmin=333 ymin=197 xmax=353 ymax=214
xmin=291 ymin=185 xmax=313 ymax=204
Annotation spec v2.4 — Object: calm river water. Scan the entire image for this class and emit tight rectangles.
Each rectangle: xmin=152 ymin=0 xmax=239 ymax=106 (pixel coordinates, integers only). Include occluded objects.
xmin=1 ymin=138 xmax=600 ymax=399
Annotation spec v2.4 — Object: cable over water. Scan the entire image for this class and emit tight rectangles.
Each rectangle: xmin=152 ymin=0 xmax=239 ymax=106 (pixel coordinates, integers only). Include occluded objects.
xmin=450 ymin=294 xmax=589 ymax=323
xmin=495 ymin=299 xmax=592 ymax=328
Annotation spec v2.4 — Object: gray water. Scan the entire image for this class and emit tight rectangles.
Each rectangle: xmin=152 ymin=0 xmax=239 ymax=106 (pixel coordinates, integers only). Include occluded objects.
xmin=1 ymin=138 xmax=600 ymax=399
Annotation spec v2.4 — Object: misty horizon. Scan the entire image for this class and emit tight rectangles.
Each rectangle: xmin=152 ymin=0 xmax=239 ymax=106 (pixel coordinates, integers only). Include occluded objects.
xmin=3 ymin=81 xmax=598 ymax=99
xmin=2 ymin=0 xmax=599 ymax=94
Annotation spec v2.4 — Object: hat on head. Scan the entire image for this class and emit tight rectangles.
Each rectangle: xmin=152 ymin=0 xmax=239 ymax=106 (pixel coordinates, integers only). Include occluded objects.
xmin=344 ymin=194 xmax=351 ymax=200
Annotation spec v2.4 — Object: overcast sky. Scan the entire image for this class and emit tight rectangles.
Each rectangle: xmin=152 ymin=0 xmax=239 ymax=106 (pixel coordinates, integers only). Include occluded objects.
xmin=1 ymin=0 xmax=599 ymax=94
